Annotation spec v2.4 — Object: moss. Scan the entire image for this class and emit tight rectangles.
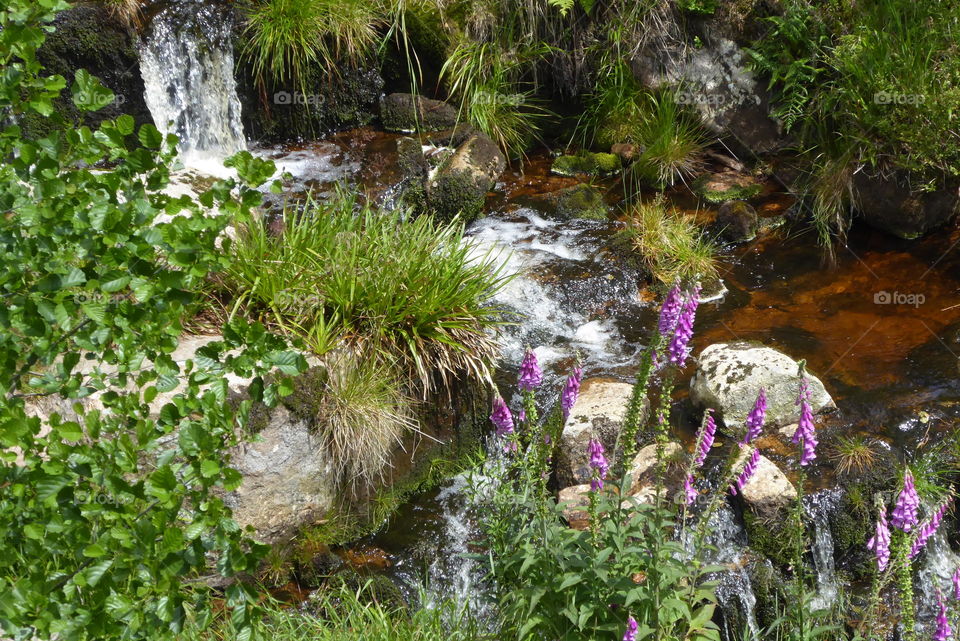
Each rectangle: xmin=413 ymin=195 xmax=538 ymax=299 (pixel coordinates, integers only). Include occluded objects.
xmin=280 ymin=366 xmax=329 ymax=425
xmin=743 ymin=510 xmax=794 ymax=569
xmin=748 ymin=559 xmax=787 ymax=631
xmin=550 ymin=183 xmax=608 ymax=220
xmin=551 ymin=152 xmax=622 ymax=177
xmin=693 ymin=175 xmax=763 ymax=203
xmin=428 ymin=168 xmax=486 ymax=222
xmin=380 ymin=93 xmax=458 ymax=133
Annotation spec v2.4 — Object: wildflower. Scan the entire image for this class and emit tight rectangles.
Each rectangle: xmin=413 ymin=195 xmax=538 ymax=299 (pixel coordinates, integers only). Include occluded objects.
xmin=622 ymin=616 xmax=638 ymax=641
xmin=866 ymin=507 xmax=891 ymax=572
xmin=588 ymin=438 xmax=608 ymax=492
xmin=693 ymin=409 xmax=716 ymax=468
xmin=891 ymin=470 xmax=920 ymax=532
xmin=490 ymin=396 xmax=514 ymax=437
xmin=684 ymin=473 xmax=697 ymax=506
xmin=935 ymin=589 xmax=952 ymax=641
xmin=953 ymin=566 xmax=960 ymax=601
xmin=909 ymin=499 xmax=952 ymax=560
xmin=741 ymin=388 xmax=767 ymax=445
xmin=561 ymin=366 xmax=584 ymax=419
xmin=518 ymin=348 xmax=543 ymax=391
xmin=730 ymin=447 xmax=760 ymax=496
xmin=667 ymin=286 xmax=701 ymax=366
xmin=657 ymin=284 xmax=684 ymax=337
xmin=792 ymin=377 xmax=818 ymax=465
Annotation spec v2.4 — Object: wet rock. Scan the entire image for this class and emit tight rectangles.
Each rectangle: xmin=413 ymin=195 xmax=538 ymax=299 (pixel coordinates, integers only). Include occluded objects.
xmin=27 ymin=6 xmax=153 ymax=139
xmin=546 ymin=183 xmax=609 ymax=221
xmin=715 ymin=200 xmax=758 ymax=242
xmin=551 ymin=152 xmax=622 ymax=177
xmin=852 ymin=171 xmax=960 ymax=239
xmin=690 ymin=342 xmax=835 ymax=435
xmin=558 ymin=484 xmax=592 ymax=530
xmin=380 ymin=93 xmax=459 ymax=133
xmin=693 ymin=171 xmax=763 ymax=204
xmin=427 ymin=133 xmax=506 ymax=222
xmin=737 ymin=452 xmax=797 ymax=520
xmin=626 ymin=442 xmax=684 ymax=494
xmin=556 ymin=378 xmax=647 ymax=487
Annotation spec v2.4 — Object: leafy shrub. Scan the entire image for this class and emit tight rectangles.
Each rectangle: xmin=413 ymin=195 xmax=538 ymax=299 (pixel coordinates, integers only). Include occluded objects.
xmin=0 ymin=2 xmax=306 ymax=638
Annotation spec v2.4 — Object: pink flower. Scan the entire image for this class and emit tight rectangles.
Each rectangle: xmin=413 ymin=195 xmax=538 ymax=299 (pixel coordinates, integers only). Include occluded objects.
xmin=792 ymin=376 xmax=818 ymax=465
xmin=741 ymin=388 xmax=766 ymax=445
xmin=730 ymin=447 xmax=760 ymax=496
xmin=866 ymin=507 xmax=891 ymax=572
xmin=693 ymin=409 xmax=716 ymax=469
xmin=518 ymin=348 xmax=543 ymax=391
xmin=684 ymin=473 xmax=697 ymax=506
xmin=891 ymin=470 xmax=920 ymax=532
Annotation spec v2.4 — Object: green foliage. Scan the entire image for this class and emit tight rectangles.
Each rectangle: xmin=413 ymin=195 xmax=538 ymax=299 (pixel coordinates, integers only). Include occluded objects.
xmin=624 ymin=196 xmax=718 ymax=285
xmin=239 ymin=0 xmax=381 ymax=90
xmin=676 ymin=0 xmax=717 ymax=15
xmin=0 ymin=1 xmax=306 ymax=638
xmin=551 ymin=152 xmax=621 ymax=177
xmin=212 ymin=190 xmax=511 ymax=395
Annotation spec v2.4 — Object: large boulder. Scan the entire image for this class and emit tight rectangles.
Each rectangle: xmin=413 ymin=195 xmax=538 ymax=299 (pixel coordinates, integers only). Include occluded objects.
xmin=738 ymin=453 xmax=797 ymax=520
xmin=380 ymin=93 xmax=459 ymax=133
xmin=556 ymin=378 xmax=645 ymax=487
xmin=852 ymin=170 xmax=960 ymax=239
xmin=626 ymin=441 xmax=684 ymax=495
xmin=690 ymin=342 xmax=834 ymax=435
xmin=427 ymin=133 xmax=506 ymax=222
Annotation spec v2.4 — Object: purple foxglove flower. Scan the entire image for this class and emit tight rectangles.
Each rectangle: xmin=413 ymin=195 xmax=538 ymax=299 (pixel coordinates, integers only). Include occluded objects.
xmin=518 ymin=349 xmax=543 ymax=391
xmin=667 ymin=286 xmax=701 ymax=367
xmin=792 ymin=377 xmax=818 ymax=465
xmin=909 ymin=499 xmax=952 ymax=560
xmin=891 ymin=470 xmax=920 ymax=532
xmin=623 ymin=616 xmax=638 ymax=641
xmin=935 ymin=589 xmax=952 ymax=641
xmin=657 ymin=284 xmax=684 ymax=337
xmin=730 ymin=447 xmax=760 ymax=496
xmin=490 ymin=396 xmax=514 ymax=437
xmin=588 ymin=438 xmax=608 ymax=492
xmin=866 ymin=507 xmax=891 ymax=572
xmin=693 ymin=409 xmax=716 ymax=468
xmin=561 ymin=366 xmax=584 ymax=419
xmin=953 ymin=566 xmax=960 ymax=601
xmin=740 ymin=388 xmax=766 ymax=445
xmin=518 ymin=409 xmax=526 ymax=423
xmin=684 ymin=473 xmax=697 ymax=506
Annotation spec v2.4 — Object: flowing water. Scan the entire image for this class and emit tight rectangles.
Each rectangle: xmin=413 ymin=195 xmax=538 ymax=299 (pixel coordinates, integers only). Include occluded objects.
xmin=138 ymin=0 xmax=246 ymax=175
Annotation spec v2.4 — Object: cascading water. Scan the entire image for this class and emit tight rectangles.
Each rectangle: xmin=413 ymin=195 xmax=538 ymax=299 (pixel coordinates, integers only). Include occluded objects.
xmin=806 ymin=489 xmax=841 ymax=611
xmin=138 ymin=0 xmax=246 ymax=175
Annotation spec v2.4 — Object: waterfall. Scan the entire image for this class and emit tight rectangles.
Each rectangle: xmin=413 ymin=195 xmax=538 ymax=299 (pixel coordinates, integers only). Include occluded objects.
xmin=138 ymin=0 xmax=246 ymax=175
xmin=806 ymin=489 xmax=841 ymax=611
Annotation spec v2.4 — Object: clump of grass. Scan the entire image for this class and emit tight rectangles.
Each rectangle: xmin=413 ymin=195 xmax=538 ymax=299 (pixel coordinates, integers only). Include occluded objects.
xmin=212 ymin=189 xmax=511 ymax=396
xmin=624 ymin=195 xmax=718 ymax=285
xmin=239 ymin=0 xmax=381 ymax=91
xmin=440 ymin=39 xmax=553 ymax=158
xmin=98 ymin=0 xmax=146 ymax=28
xmin=629 ymin=91 xmax=708 ymax=188
xmin=829 ymin=435 xmax=878 ymax=477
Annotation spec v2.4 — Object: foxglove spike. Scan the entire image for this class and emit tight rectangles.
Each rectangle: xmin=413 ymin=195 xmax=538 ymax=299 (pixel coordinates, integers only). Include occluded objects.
xmin=741 ymin=388 xmax=767 ymax=445
xmin=935 ymin=589 xmax=952 ymax=641
xmin=657 ymin=284 xmax=684 ymax=337
xmin=561 ymin=366 xmax=583 ymax=419
xmin=909 ymin=499 xmax=952 ymax=560
xmin=793 ymin=377 xmax=818 ymax=465
xmin=693 ymin=409 xmax=716 ymax=468
xmin=684 ymin=473 xmax=697 ymax=506
xmin=730 ymin=447 xmax=760 ymax=496
xmin=518 ymin=348 xmax=543 ymax=391
xmin=622 ymin=616 xmax=638 ymax=641
xmin=490 ymin=396 xmax=513 ymax=437
xmin=588 ymin=438 xmax=608 ymax=492
xmin=866 ymin=507 xmax=891 ymax=572
xmin=667 ymin=286 xmax=701 ymax=367
xmin=891 ymin=470 xmax=920 ymax=532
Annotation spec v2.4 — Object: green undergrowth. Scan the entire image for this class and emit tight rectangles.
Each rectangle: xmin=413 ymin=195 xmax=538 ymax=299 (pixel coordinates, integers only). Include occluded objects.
xmin=624 ymin=195 xmax=718 ymax=285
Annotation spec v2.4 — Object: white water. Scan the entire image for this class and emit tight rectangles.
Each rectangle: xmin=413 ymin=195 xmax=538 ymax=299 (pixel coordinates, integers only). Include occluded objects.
xmin=139 ymin=0 xmax=246 ymax=176
xmin=806 ymin=489 xmax=841 ymax=611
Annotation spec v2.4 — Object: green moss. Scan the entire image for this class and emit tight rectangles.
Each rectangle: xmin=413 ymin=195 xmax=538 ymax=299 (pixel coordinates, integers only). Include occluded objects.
xmin=428 ymin=168 xmax=486 ymax=222
xmin=551 ymin=183 xmax=608 ymax=221
xmin=692 ymin=175 xmax=763 ymax=203
xmin=551 ymin=152 xmax=622 ymax=178
xmin=743 ymin=510 xmax=794 ymax=569
xmin=402 ymin=2 xmax=449 ymax=69
xmin=748 ymin=560 xmax=786 ymax=631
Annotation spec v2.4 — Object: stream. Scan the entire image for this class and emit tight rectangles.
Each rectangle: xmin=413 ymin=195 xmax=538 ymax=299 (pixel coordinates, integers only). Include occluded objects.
xmin=137 ymin=5 xmax=960 ymax=637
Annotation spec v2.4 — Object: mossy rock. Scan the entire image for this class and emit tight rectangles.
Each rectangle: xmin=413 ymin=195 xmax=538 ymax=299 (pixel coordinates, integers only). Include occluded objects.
xmin=715 ymin=200 xmax=759 ymax=242
xmin=747 ymin=558 xmax=787 ymax=631
xmin=551 ymin=152 xmax=622 ymax=177
xmin=742 ymin=510 xmax=794 ymax=569
xmin=547 ymin=183 xmax=609 ymax=221
xmin=27 ymin=6 xmax=153 ymax=139
xmin=693 ymin=173 xmax=763 ymax=204
xmin=427 ymin=133 xmax=506 ymax=223
xmin=381 ymin=93 xmax=459 ymax=133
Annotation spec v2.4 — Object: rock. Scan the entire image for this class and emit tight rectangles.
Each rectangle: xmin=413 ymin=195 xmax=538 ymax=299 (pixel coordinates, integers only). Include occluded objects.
xmin=611 ymin=143 xmax=639 ymax=163
xmin=427 ymin=133 xmax=506 ymax=222
xmin=551 ymin=152 xmax=622 ymax=177
xmin=737 ymin=453 xmax=797 ymax=520
xmin=226 ymin=404 xmax=338 ymax=544
xmin=556 ymin=378 xmax=646 ymax=487
xmin=690 ymin=342 xmax=835 ymax=434
xmin=626 ymin=442 xmax=683 ymax=494
xmin=27 ymin=6 xmax=153 ymax=139
xmin=380 ymin=93 xmax=459 ymax=133
xmin=852 ymin=170 xmax=960 ymax=239
xmin=558 ymin=484 xmax=592 ymax=530
xmin=545 ymin=183 xmax=608 ymax=221
xmin=715 ymin=200 xmax=758 ymax=242
xmin=693 ymin=171 xmax=763 ymax=204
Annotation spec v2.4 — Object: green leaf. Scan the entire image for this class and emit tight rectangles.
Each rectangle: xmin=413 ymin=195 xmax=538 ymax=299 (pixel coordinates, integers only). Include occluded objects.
xmin=71 ymin=69 xmax=115 ymax=112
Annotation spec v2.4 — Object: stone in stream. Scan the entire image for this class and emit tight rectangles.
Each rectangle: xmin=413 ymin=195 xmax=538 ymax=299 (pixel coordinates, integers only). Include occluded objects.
xmin=380 ymin=93 xmax=459 ymax=133
xmin=852 ymin=170 xmax=960 ymax=239
xmin=626 ymin=441 xmax=684 ymax=496
xmin=544 ymin=183 xmax=609 ymax=221
xmin=556 ymin=378 xmax=648 ymax=488
xmin=690 ymin=342 xmax=835 ymax=435
xmin=714 ymin=200 xmax=759 ymax=243
xmin=427 ymin=133 xmax=506 ymax=222
xmin=734 ymin=449 xmax=797 ymax=521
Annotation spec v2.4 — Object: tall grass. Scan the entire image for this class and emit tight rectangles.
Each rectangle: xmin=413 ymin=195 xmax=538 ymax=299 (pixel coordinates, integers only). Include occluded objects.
xmin=97 ymin=0 xmax=146 ymax=28
xmin=212 ymin=189 xmax=511 ymax=395
xmin=239 ymin=0 xmax=381 ymax=90
xmin=625 ymin=195 xmax=718 ymax=285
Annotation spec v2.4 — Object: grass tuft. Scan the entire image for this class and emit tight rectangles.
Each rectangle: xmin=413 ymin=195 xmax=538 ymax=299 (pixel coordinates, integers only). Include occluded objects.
xmin=624 ymin=195 xmax=718 ymax=285
xmin=829 ymin=435 xmax=878 ymax=477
